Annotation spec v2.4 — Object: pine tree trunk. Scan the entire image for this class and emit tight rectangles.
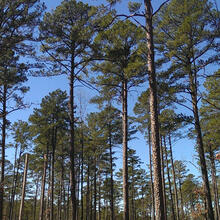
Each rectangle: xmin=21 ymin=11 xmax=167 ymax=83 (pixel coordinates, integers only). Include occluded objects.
xmin=163 ymin=137 xmax=175 ymax=220
xmin=69 ymin=54 xmax=76 ymax=220
xmin=188 ymin=68 xmax=214 ymax=219
xmin=46 ymin=154 xmax=51 ymax=220
xmin=93 ymin=159 xmax=97 ymax=220
xmin=12 ymin=149 xmax=23 ymax=220
xmin=147 ymin=126 xmax=155 ymax=220
xmin=39 ymin=153 xmax=48 ymax=220
xmin=109 ymin=125 xmax=114 ymax=220
xmin=0 ymin=84 xmax=7 ymax=220
xmin=144 ymin=1 xmax=164 ymax=219
xmin=122 ymin=79 xmax=129 ymax=220
xmin=50 ymin=128 xmax=56 ymax=220
xmin=98 ymin=174 xmax=101 ymax=220
xmin=9 ymin=144 xmax=19 ymax=220
xmin=80 ymin=131 xmax=84 ymax=220
xmin=18 ymin=154 xmax=29 ymax=220
xmin=86 ymin=164 xmax=90 ymax=220
xmin=160 ymin=138 xmax=167 ymax=220
xmin=33 ymin=175 xmax=40 ymax=220
xmin=209 ymin=145 xmax=220 ymax=219
xmin=168 ymin=133 xmax=180 ymax=220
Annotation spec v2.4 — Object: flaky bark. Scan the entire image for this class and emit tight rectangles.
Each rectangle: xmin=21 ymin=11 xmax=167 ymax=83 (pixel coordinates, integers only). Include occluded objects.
xmin=144 ymin=1 xmax=164 ymax=219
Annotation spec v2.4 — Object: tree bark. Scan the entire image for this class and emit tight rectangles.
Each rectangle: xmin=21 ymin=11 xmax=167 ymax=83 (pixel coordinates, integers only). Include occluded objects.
xmin=18 ymin=154 xmax=29 ymax=220
xmin=93 ymin=159 xmax=97 ymax=220
xmin=69 ymin=53 xmax=77 ymax=220
xmin=0 ymin=84 xmax=7 ymax=220
xmin=33 ymin=175 xmax=40 ymax=220
xmin=122 ymin=79 xmax=129 ymax=220
xmin=147 ymin=125 xmax=155 ymax=220
xmin=160 ymin=138 xmax=167 ymax=220
xmin=163 ymin=137 xmax=175 ymax=220
xmin=86 ymin=163 xmax=90 ymax=220
xmin=144 ymin=1 xmax=164 ymax=219
xmin=209 ymin=145 xmax=219 ymax=219
xmin=39 ymin=153 xmax=48 ymax=220
xmin=188 ymin=67 xmax=214 ymax=219
xmin=108 ymin=124 xmax=115 ymax=220
xmin=9 ymin=144 xmax=19 ymax=220
xmin=80 ymin=130 xmax=84 ymax=220
xmin=168 ymin=133 xmax=180 ymax=220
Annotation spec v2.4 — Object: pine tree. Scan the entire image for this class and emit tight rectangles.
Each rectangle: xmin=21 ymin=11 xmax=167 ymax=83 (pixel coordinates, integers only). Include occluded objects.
xmin=39 ymin=2 xmax=98 ymax=217
xmin=92 ymin=19 xmax=146 ymax=219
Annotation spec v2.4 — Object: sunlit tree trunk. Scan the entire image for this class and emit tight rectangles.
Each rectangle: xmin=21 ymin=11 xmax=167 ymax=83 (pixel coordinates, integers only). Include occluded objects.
xmin=144 ymin=1 xmax=164 ymax=219
xmin=18 ymin=154 xmax=29 ymax=220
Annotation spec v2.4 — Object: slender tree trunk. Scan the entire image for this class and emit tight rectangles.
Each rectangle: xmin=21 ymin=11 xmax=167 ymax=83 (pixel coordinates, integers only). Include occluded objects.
xmin=0 ymin=84 xmax=7 ymax=220
xmin=178 ymin=178 xmax=184 ymax=218
xmin=188 ymin=68 xmax=214 ymax=219
xmin=93 ymin=159 xmax=97 ymax=220
xmin=168 ymin=133 xmax=180 ymax=220
xmin=69 ymin=53 xmax=76 ymax=220
xmin=9 ymin=144 xmax=19 ymax=220
xmin=98 ymin=174 xmax=101 ymax=220
xmin=209 ymin=145 xmax=220 ymax=219
xmin=50 ymin=128 xmax=56 ymax=220
xmin=13 ymin=149 xmax=23 ymax=220
xmin=109 ymin=125 xmax=114 ymax=220
xmin=86 ymin=163 xmax=90 ymax=220
xmin=163 ymin=137 xmax=175 ymax=220
xmin=67 ymin=181 xmax=70 ymax=220
xmin=33 ymin=175 xmax=40 ymax=220
xmin=39 ymin=153 xmax=48 ymax=220
xmin=80 ymin=131 xmax=84 ymax=220
xmin=160 ymin=138 xmax=167 ymax=220
xmin=147 ymin=125 xmax=155 ymax=220
xmin=46 ymin=155 xmax=52 ymax=220
xmin=122 ymin=79 xmax=129 ymax=220
xmin=18 ymin=154 xmax=29 ymax=220
xmin=144 ymin=1 xmax=164 ymax=219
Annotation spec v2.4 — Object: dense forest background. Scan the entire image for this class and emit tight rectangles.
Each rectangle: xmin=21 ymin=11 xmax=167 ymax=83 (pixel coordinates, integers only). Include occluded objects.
xmin=0 ymin=0 xmax=219 ymax=219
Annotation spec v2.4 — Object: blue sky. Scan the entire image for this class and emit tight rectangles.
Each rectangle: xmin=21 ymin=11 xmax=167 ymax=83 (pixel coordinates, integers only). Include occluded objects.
xmin=6 ymin=0 xmax=205 ymax=177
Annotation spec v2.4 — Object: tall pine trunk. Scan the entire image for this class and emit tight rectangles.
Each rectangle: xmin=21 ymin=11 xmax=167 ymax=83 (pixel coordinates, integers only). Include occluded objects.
xmin=163 ymin=137 xmax=175 ymax=220
xmin=147 ymin=125 xmax=155 ymax=220
xmin=188 ymin=67 xmax=214 ymax=219
xmin=0 ymin=84 xmax=7 ymax=220
xmin=122 ymin=79 xmax=129 ymax=220
xmin=18 ymin=154 xmax=29 ymax=220
xmin=209 ymin=145 xmax=219 ymax=219
xmin=108 ymin=125 xmax=115 ymax=220
xmin=160 ymin=138 xmax=166 ymax=220
xmin=168 ymin=133 xmax=180 ymax=220
xmin=9 ymin=144 xmax=19 ymax=220
xmin=80 ymin=129 xmax=84 ymax=220
xmin=69 ymin=54 xmax=77 ymax=220
xmin=33 ymin=175 xmax=40 ymax=220
xmin=39 ymin=153 xmax=48 ymax=220
xmin=93 ymin=159 xmax=97 ymax=220
xmin=144 ymin=1 xmax=164 ymax=219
